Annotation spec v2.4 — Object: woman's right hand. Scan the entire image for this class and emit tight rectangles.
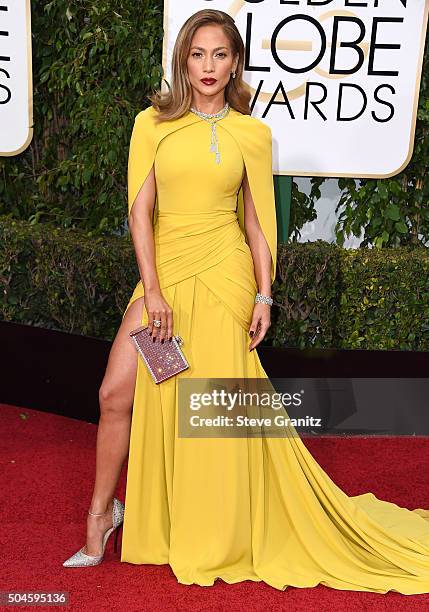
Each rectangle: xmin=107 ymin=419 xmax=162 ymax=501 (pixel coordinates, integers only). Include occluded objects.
xmin=144 ymin=289 xmax=173 ymax=341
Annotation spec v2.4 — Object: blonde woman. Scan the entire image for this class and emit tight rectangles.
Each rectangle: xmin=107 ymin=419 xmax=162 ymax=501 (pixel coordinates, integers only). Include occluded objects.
xmin=63 ymin=9 xmax=429 ymax=594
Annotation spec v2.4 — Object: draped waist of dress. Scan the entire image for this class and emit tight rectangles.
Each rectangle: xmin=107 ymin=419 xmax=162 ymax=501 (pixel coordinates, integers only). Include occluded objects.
xmin=152 ymin=209 xmax=245 ymax=290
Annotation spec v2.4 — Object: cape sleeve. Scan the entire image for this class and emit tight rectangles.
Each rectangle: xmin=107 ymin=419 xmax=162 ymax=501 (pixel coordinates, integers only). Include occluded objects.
xmin=236 ymin=118 xmax=277 ymax=285
xmin=127 ymin=107 xmax=158 ymax=218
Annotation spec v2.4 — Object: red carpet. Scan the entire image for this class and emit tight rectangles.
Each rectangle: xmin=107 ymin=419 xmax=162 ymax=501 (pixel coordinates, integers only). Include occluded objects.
xmin=1 ymin=403 xmax=429 ymax=611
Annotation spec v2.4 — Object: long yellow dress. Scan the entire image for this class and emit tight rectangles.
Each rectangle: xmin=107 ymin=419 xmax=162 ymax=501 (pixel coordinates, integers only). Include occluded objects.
xmin=120 ymin=105 xmax=429 ymax=593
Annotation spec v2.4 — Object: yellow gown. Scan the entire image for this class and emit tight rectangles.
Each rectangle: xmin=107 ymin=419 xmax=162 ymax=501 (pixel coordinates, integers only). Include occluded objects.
xmin=120 ymin=105 xmax=429 ymax=593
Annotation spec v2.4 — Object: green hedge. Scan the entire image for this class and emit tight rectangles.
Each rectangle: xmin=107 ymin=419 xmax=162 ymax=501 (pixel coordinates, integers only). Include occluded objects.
xmin=0 ymin=217 xmax=135 ymax=339
xmin=336 ymin=247 xmax=429 ymax=350
xmin=2 ymin=216 xmax=428 ymax=350
xmin=269 ymin=241 xmax=429 ymax=350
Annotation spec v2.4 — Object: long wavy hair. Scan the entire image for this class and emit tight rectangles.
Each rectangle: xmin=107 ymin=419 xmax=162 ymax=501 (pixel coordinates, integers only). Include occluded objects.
xmin=148 ymin=9 xmax=251 ymax=122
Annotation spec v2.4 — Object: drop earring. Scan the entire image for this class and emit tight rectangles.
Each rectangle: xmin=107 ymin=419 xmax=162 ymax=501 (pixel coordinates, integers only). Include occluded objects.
xmin=232 ymin=71 xmax=236 ymax=79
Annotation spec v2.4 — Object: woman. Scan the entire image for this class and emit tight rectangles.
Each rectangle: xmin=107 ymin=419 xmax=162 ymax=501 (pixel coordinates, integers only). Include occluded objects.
xmin=63 ymin=9 xmax=429 ymax=593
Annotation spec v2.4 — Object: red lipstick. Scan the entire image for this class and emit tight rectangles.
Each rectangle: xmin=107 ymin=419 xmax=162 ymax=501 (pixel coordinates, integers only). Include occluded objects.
xmin=201 ymin=78 xmax=217 ymax=86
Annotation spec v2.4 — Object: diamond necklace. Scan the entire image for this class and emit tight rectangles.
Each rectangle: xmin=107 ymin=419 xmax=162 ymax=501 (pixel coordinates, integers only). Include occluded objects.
xmin=190 ymin=102 xmax=230 ymax=164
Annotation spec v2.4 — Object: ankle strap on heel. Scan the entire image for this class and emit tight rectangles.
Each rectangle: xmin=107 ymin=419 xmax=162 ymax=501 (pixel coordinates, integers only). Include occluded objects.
xmin=88 ymin=508 xmax=108 ymax=516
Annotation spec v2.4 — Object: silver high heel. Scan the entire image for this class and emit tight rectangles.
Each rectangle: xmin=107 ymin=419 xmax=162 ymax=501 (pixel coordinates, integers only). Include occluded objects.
xmin=62 ymin=497 xmax=125 ymax=567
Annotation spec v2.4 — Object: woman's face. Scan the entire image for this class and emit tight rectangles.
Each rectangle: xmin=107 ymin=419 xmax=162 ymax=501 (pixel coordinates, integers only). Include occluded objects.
xmin=187 ymin=24 xmax=238 ymax=104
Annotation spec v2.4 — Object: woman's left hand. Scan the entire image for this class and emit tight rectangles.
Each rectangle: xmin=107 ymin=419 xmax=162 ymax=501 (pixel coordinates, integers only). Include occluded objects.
xmin=248 ymin=303 xmax=271 ymax=351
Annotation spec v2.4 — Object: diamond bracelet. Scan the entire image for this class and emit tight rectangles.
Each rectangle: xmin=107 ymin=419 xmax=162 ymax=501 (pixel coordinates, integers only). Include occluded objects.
xmin=255 ymin=292 xmax=273 ymax=306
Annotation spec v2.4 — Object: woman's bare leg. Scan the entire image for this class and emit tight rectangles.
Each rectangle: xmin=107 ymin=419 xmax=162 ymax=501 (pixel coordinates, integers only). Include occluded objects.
xmin=83 ymin=296 xmax=145 ymax=556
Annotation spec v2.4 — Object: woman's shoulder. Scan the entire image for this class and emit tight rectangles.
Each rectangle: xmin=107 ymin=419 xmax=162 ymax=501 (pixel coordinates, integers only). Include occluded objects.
xmin=131 ymin=106 xmax=159 ymax=143
xmin=233 ymin=109 xmax=272 ymax=146
xmin=134 ymin=105 xmax=157 ymax=123
xmin=230 ymin=108 xmax=272 ymax=141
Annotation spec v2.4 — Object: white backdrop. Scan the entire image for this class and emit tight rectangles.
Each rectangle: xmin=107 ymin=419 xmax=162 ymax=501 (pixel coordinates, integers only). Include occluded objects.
xmin=0 ymin=0 xmax=32 ymax=156
xmin=162 ymin=0 xmax=428 ymax=178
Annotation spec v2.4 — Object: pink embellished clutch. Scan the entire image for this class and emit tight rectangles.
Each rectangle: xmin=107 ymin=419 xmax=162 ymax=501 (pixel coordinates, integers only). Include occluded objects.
xmin=129 ymin=325 xmax=189 ymax=384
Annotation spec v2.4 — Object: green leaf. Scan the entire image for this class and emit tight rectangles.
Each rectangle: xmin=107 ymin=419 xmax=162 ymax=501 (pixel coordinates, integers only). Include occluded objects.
xmin=395 ymin=221 xmax=408 ymax=234
xmin=385 ymin=203 xmax=400 ymax=221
